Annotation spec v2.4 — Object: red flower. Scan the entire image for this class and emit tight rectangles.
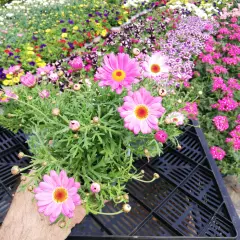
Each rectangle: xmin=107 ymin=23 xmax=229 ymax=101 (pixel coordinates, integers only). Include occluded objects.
xmin=87 ymin=32 xmax=91 ymax=38
xmin=73 ymin=40 xmax=78 ymax=45
xmin=36 ymin=54 xmax=42 ymax=57
xmin=4 ymin=49 xmax=11 ymax=54
xmin=14 ymin=49 xmax=21 ymax=53
xmin=78 ymin=42 xmax=84 ymax=47
xmin=59 ymin=39 xmax=67 ymax=44
xmin=62 ymin=47 xmax=68 ymax=51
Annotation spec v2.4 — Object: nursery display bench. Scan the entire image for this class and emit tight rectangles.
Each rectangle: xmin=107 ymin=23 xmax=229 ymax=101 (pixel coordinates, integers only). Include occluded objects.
xmin=0 ymin=120 xmax=239 ymax=239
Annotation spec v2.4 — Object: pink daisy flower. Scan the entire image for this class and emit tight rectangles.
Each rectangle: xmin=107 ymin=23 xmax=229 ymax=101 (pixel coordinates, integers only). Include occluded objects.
xmin=34 ymin=170 xmax=81 ymax=223
xmin=118 ymin=88 xmax=165 ymax=134
xmin=141 ymin=52 xmax=169 ymax=80
xmin=95 ymin=53 xmax=140 ymax=94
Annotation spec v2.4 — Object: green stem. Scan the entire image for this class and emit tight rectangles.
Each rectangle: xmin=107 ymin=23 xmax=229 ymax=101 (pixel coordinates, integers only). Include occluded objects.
xmin=132 ymin=177 xmax=156 ymax=183
xmin=94 ymin=210 xmax=123 ymax=215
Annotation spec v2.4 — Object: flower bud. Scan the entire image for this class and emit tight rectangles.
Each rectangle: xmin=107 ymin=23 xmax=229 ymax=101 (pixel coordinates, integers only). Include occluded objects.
xmin=58 ymin=70 xmax=64 ymax=76
xmin=73 ymin=84 xmax=81 ymax=91
xmin=153 ymin=173 xmax=160 ymax=179
xmin=52 ymin=108 xmax=60 ymax=116
xmin=11 ymin=166 xmax=20 ymax=175
xmin=177 ymin=144 xmax=182 ymax=150
xmin=144 ymin=149 xmax=149 ymax=155
xmin=141 ymin=169 xmax=145 ymax=174
xmin=198 ymin=91 xmax=203 ymax=95
xmin=158 ymin=88 xmax=167 ymax=97
xmin=18 ymin=152 xmax=25 ymax=159
xmin=69 ymin=120 xmax=80 ymax=132
xmin=73 ymin=134 xmax=79 ymax=139
xmin=93 ymin=116 xmax=99 ymax=123
xmin=42 ymin=161 xmax=47 ymax=166
xmin=90 ymin=182 xmax=101 ymax=193
xmin=177 ymin=99 xmax=182 ymax=103
xmin=21 ymin=175 xmax=27 ymax=181
xmin=58 ymin=221 xmax=66 ymax=228
xmin=122 ymin=204 xmax=131 ymax=213
xmin=28 ymin=185 xmax=33 ymax=191
xmin=27 ymin=96 xmax=33 ymax=100
xmin=123 ymin=194 xmax=129 ymax=200
xmin=133 ymin=48 xmax=140 ymax=56
xmin=155 ymin=130 xmax=168 ymax=143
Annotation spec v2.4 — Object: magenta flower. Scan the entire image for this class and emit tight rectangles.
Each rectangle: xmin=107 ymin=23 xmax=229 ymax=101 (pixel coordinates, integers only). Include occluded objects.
xmin=90 ymin=183 xmax=101 ymax=193
xmin=210 ymin=146 xmax=226 ymax=161
xmin=39 ymin=90 xmax=50 ymax=99
xmin=155 ymin=130 xmax=168 ymax=143
xmin=20 ymin=72 xmax=36 ymax=88
xmin=213 ymin=116 xmax=229 ymax=132
xmin=95 ymin=53 xmax=140 ymax=94
xmin=69 ymin=56 xmax=83 ymax=70
xmin=180 ymin=102 xmax=198 ymax=120
xmin=69 ymin=120 xmax=80 ymax=132
xmin=118 ymin=88 xmax=165 ymax=134
xmin=34 ymin=170 xmax=81 ymax=223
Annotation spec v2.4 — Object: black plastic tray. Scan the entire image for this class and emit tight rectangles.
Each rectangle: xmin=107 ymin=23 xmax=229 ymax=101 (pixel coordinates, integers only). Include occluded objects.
xmin=0 ymin=127 xmax=30 ymax=223
xmin=69 ymin=120 xmax=240 ymax=239
xmin=0 ymin=122 xmax=239 ymax=239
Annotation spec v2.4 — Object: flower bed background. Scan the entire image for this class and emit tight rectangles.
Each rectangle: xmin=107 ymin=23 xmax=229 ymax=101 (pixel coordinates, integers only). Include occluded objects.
xmin=0 ymin=0 xmax=239 ymax=227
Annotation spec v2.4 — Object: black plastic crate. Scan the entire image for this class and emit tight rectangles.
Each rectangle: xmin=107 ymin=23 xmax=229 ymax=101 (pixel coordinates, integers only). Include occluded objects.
xmin=0 ymin=127 xmax=30 ymax=223
xmin=0 ymin=122 xmax=239 ymax=239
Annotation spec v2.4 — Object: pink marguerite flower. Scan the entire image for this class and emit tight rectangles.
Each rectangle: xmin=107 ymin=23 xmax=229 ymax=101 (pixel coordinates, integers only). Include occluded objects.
xmin=95 ymin=53 xmax=140 ymax=94
xmin=34 ymin=170 xmax=81 ymax=223
xmin=118 ymin=88 xmax=165 ymax=134
xmin=39 ymin=90 xmax=50 ymax=99
xmin=20 ymin=72 xmax=36 ymax=88
xmin=141 ymin=52 xmax=169 ymax=80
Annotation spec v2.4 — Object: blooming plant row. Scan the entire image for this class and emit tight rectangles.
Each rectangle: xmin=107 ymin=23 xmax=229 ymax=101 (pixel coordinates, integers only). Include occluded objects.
xmin=0 ymin=0 xmax=238 ymax=227
xmin=192 ymin=5 xmax=240 ymax=176
xmin=0 ymin=0 xmax=162 ymax=81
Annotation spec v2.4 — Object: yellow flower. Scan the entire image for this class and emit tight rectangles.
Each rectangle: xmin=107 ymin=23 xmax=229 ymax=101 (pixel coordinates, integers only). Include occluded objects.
xmin=123 ymin=11 xmax=128 ymax=15
xmin=73 ymin=25 xmax=78 ymax=30
xmin=62 ymin=33 xmax=68 ymax=38
xmin=37 ymin=62 xmax=46 ymax=67
xmin=101 ymin=29 xmax=107 ymax=37
xmin=118 ymin=20 xmax=122 ymax=25
xmin=26 ymin=51 xmax=35 ymax=56
xmin=13 ymin=77 xmax=20 ymax=83
xmin=45 ymin=29 xmax=51 ymax=33
xmin=2 ymin=80 xmax=9 ymax=86
xmin=27 ymin=47 xmax=33 ymax=51
xmin=6 ymin=74 xmax=13 ymax=79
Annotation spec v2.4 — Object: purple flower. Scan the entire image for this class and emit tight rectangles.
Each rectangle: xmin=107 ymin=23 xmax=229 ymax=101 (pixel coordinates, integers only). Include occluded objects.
xmin=60 ymin=20 xmax=64 ymax=23
xmin=86 ymin=20 xmax=90 ymax=23
xmin=32 ymin=36 xmax=38 ymax=41
xmin=62 ymin=28 xmax=67 ymax=33
xmin=88 ymin=14 xmax=92 ymax=17
xmin=68 ymin=42 xmax=74 ymax=49
xmin=0 ymin=72 xmax=6 ymax=80
xmin=40 ymin=44 xmax=47 ymax=48
xmin=28 ymin=61 xmax=36 ymax=66
xmin=9 ymin=52 xmax=14 ymax=56
xmin=68 ymin=19 xmax=74 ymax=24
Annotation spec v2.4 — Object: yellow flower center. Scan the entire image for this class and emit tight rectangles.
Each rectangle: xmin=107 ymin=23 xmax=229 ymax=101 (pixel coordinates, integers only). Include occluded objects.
xmin=53 ymin=187 xmax=68 ymax=203
xmin=112 ymin=69 xmax=126 ymax=82
xmin=134 ymin=105 xmax=149 ymax=120
xmin=151 ymin=64 xmax=161 ymax=73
